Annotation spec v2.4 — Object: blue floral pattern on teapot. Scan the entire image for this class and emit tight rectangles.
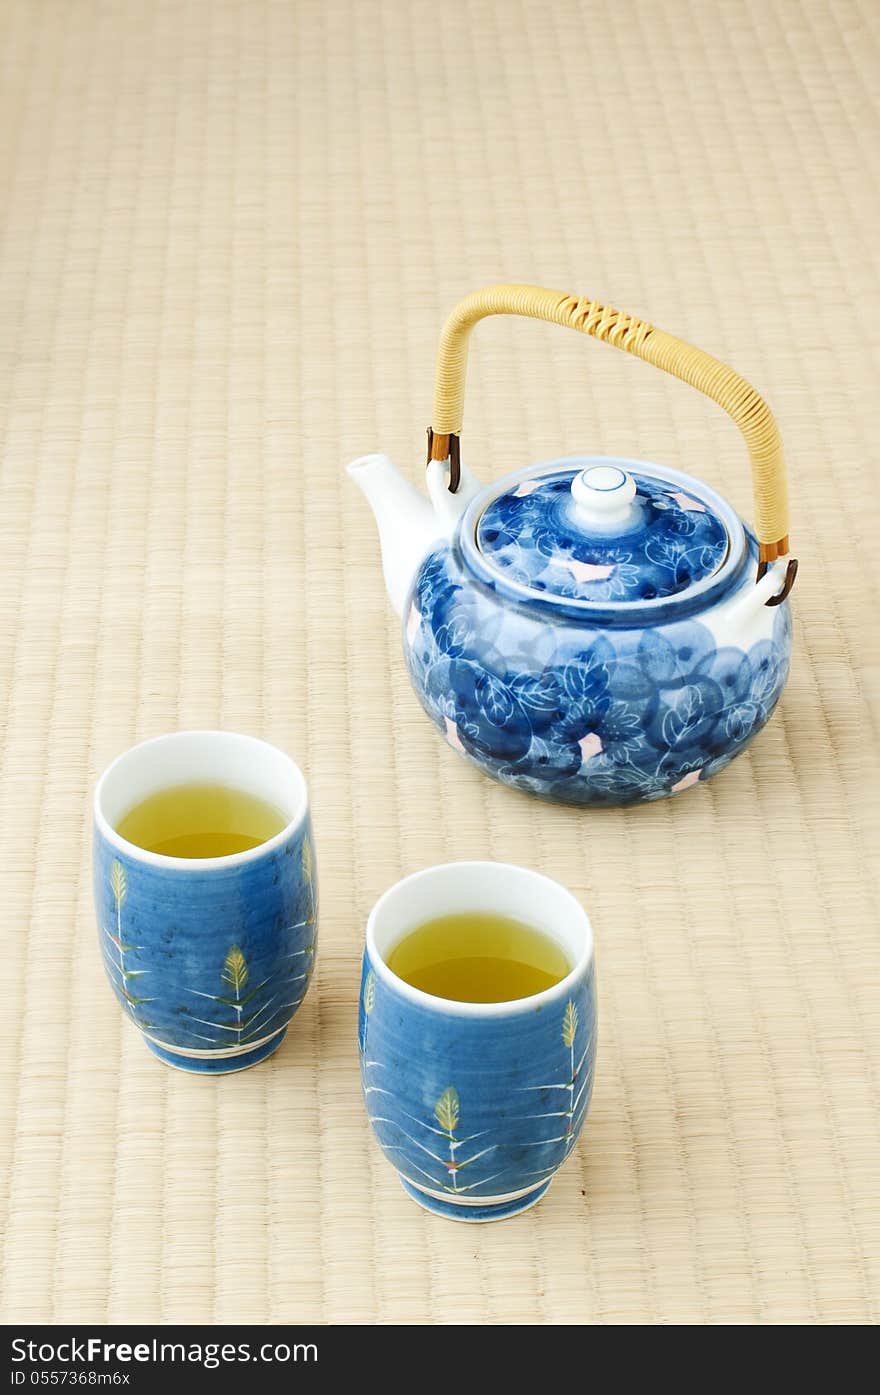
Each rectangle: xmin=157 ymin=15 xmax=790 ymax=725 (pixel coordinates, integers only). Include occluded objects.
xmin=402 ymin=460 xmax=792 ymax=806
xmin=476 ymin=468 xmax=729 ymax=604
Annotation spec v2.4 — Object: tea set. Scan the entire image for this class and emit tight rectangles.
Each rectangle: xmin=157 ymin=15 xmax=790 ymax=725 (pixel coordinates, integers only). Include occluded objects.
xmin=94 ymin=285 xmax=797 ymax=1220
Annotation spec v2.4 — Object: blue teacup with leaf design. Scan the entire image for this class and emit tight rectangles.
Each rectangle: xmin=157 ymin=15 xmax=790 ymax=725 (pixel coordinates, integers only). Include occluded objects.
xmin=93 ymin=731 xmax=317 ymax=1074
xmin=360 ymin=862 xmax=596 ymax=1221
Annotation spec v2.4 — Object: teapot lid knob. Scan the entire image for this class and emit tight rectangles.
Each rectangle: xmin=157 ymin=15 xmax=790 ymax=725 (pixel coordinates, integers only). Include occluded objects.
xmin=571 ymin=464 xmax=638 ymax=533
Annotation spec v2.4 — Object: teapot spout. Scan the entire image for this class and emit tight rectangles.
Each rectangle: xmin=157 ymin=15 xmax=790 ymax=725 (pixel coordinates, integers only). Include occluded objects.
xmin=347 ymin=454 xmax=440 ymax=616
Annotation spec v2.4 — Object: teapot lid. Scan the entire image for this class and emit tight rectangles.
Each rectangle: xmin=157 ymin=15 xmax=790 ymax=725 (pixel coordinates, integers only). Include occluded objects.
xmin=468 ymin=458 xmax=738 ymax=614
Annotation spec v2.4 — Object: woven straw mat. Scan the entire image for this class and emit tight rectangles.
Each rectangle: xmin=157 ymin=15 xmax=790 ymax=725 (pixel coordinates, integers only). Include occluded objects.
xmin=0 ymin=0 xmax=878 ymax=1324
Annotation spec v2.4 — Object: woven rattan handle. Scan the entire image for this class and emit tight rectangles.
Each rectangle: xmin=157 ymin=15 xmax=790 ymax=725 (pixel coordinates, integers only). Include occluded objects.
xmin=428 ymin=284 xmax=792 ymax=566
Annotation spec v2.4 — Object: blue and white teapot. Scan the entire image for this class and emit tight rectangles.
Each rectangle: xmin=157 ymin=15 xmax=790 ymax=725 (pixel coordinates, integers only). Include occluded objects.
xmin=350 ymin=285 xmax=797 ymax=806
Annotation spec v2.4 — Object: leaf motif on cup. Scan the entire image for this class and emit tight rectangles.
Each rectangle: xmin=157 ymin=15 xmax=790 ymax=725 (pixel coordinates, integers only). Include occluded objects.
xmin=562 ymin=999 xmax=578 ymax=1049
xmin=222 ymin=945 xmax=249 ymax=997
xmin=363 ymin=969 xmax=376 ymax=1016
xmin=434 ymin=1086 xmax=460 ymax=1135
xmin=101 ymin=858 xmax=154 ymax=1025
xmin=110 ymin=859 xmax=127 ymax=908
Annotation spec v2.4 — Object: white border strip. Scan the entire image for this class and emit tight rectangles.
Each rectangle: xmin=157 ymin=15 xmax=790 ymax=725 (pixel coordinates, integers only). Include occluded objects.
xmin=401 ymin=1174 xmax=551 ymax=1207
xmin=141 ymin=1025 xmax=286 ymax=1059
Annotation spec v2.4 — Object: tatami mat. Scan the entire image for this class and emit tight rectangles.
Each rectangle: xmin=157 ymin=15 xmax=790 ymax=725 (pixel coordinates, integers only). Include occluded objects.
xmin=0 ymin=0 xmax=877 ymax=1324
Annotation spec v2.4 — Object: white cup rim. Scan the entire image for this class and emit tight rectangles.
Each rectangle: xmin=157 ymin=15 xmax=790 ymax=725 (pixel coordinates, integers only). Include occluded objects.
xmin=365 ymin=860 xmax=595 ymax=1019
xmin=93 ymin=730 xmax=309 ymax=872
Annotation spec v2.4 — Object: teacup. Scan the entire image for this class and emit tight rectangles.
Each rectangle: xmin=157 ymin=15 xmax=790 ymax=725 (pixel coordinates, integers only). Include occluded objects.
xmin=93 ymin=731 xmax=317 ymax=1074
xmin=359 ymin=861 xmax=596 ymax=1221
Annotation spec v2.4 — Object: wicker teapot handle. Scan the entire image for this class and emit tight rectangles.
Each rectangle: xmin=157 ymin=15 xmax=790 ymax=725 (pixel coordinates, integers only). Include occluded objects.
xmin=427 ymin=285 xmax=795 ymax=591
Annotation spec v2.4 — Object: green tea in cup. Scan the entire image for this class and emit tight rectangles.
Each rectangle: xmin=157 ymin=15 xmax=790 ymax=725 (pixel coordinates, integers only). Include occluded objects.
xmin=386 ymin=911 xmax=571 ymax=1003
xmin=116 ymin=782 xmax=287 ymax=859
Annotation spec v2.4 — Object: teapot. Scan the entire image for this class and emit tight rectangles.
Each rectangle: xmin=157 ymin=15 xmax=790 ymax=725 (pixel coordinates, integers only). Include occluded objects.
xmin=349 ymin=285 xmax=797 ymax=806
